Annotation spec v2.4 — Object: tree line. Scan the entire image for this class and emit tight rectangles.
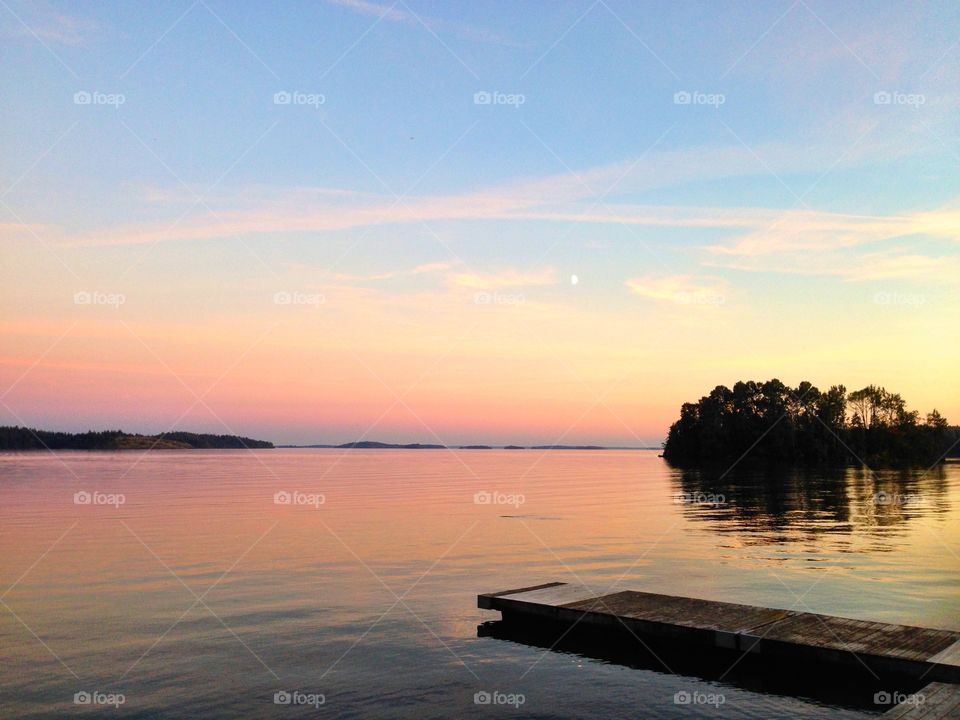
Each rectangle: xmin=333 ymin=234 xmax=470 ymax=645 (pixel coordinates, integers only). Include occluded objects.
xmin=662 ymin=380 xmax=956 ymax=467
xmin=0 ymin=426 xmax=274 ymax=450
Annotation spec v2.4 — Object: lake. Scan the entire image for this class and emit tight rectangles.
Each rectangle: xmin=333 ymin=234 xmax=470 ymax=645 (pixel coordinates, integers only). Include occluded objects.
xmin=1 ymin=449 xmax=957 ymax=718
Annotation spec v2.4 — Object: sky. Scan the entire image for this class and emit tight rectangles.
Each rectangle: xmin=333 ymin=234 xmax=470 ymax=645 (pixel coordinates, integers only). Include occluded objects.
xmin=1 ymin=0 xmax=958 ymax=446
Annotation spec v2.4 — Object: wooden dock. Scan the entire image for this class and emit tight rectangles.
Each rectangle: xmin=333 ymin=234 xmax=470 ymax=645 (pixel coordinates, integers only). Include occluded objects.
xmin=479 ymin=582 xmax=960 ymax=688
xmin=881 ymin=682 xmax=960 ymax=718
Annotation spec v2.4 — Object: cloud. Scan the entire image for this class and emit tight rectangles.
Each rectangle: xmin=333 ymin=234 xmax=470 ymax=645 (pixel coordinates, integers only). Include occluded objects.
xmin=716 ymin=247 xmax=960 ymax=283
xmin=0 ymin=221 xmax=57 ymax=239
xmin=625 ymin=274 xmax=728 ymax=306
xmin=449 ymin=268 xmax=558 ymax=289
xmin=701 ymin=204 xmax=960 ymax=283
xmin=703 ymin=208 xmax=960 ymax=258
xmin=848 ymin=250 xmax=960 ymax=281
xmin=326 ymin=0 xmax=516 ymax=46
xmin=54 ymin=135 xmax=889 ymax=248
xmin=334 ymin=261 xmax=457 ymax=282
xmin=327 ymin=0 xmax=407 ymax=23
xmin=19 ymin=118 xmax=958 ymax=287
xmin=11 ymin=12 xmax=97 ymax=46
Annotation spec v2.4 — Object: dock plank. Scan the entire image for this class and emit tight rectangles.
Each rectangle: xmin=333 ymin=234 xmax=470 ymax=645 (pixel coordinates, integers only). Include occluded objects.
xmin=561 ymin=590 xmax=794 ymax=633
xmin=881 ymin=682 xmax=960 ymax=719
xmin=490 ymin=583 xmax=603 ymax=607
xmin=756 ymin=612 xmax=957 ymax=660
xmin=479 ymin=582 xmax=960 ymax=683
xmin=929 ymin=640 xmax=960 ymax=677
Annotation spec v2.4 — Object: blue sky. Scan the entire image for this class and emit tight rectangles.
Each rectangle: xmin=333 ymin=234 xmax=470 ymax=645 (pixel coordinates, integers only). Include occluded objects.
xmin=5 ymin=1 xmax=958 ymax=210
xmin=1 ymin=0 xmax=958 ymax=444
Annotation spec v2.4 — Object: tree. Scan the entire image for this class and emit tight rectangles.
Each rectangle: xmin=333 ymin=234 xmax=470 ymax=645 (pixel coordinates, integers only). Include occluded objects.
xmin=926 ymin=409 xmax=949 ymax=430
xmin=662 ymin=380 xmax=948 ymax=468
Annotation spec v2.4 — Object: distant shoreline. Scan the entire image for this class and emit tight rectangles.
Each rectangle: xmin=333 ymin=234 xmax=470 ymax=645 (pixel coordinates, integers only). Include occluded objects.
xmin=278 ymin=442 xmax=661 ymax=450
xmin=0 ymin=427 xmax=660 ymax=452
xmin=0 ymin=427 xmax=274 ymax=451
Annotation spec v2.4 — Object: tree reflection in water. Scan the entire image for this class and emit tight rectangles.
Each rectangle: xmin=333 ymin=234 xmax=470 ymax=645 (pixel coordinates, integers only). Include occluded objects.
xmin=670 ymin=464 xmax=950 ymax=552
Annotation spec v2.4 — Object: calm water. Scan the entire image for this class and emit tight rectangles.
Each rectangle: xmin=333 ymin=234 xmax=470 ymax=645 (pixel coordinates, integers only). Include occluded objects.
xmin=0 ymin=450 xmax=957 ymax=719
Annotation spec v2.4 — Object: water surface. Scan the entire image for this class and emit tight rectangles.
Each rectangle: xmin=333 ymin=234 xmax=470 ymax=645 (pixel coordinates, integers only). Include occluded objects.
xmin=1 ymin=450 xmax=957 ymax=718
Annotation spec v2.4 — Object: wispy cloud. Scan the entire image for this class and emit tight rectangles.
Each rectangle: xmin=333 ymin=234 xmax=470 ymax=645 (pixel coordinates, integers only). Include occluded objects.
xmin=51 ymin=135 xmax=897 ymax=248
xmin=19 ymin=123 xmax=960 ymax=286
xmin=702 ymin=205 xmax=960 ymax=282
xmin=8 ymin=12 xmax=98 ymax=46
xmin=713 ymin=246 xmax=960 ymax=283
xmin=704 ymin=208 xmax=960 ymax=257
xmin=625 ymin=274 xmax=728 ymax=305
xmin=326 ymin=0 xmax=517 ymax=46
xmin=333 ymin=260 xmax=457 ymax=282
xmin=327 ymin=0 xmax=407 ymax=23
xmin=449 ymin=268 xmax=558 ymax=289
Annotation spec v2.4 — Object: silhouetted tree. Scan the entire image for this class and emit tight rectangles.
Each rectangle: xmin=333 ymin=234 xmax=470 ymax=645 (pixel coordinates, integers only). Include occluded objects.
xmin=663 ymin=380 xmax=949 ymax=468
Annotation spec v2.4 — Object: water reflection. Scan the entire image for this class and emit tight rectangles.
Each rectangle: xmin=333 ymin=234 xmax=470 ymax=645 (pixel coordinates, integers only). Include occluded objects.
xmin=478 ymin=617 xmax=924 ymax=712
xmin=671 ymin=465 xmax=951 ymax=550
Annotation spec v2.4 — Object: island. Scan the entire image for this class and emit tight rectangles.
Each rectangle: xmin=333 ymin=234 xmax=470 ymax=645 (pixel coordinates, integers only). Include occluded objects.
xmin=662 ymin=379 xmax=957 ymax=467
xmin=278 ymin=441 xmax=657 ymax=450
xmin=0 ymin=427 xmax=274 ymax=450
xmin=336 ymin=441 xmax=446 ymax=449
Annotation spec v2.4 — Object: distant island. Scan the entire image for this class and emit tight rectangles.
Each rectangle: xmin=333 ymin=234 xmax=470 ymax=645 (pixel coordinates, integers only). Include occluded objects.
xmin=0 ymin=427 xmax=274 ymax=451
xmin=662 ymin=379 xmax=957 ymax=467
xmin=278 ymin=441 xmax=657 ymax=450
xmin=0 ymin=428 xmax=659 ymax=452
